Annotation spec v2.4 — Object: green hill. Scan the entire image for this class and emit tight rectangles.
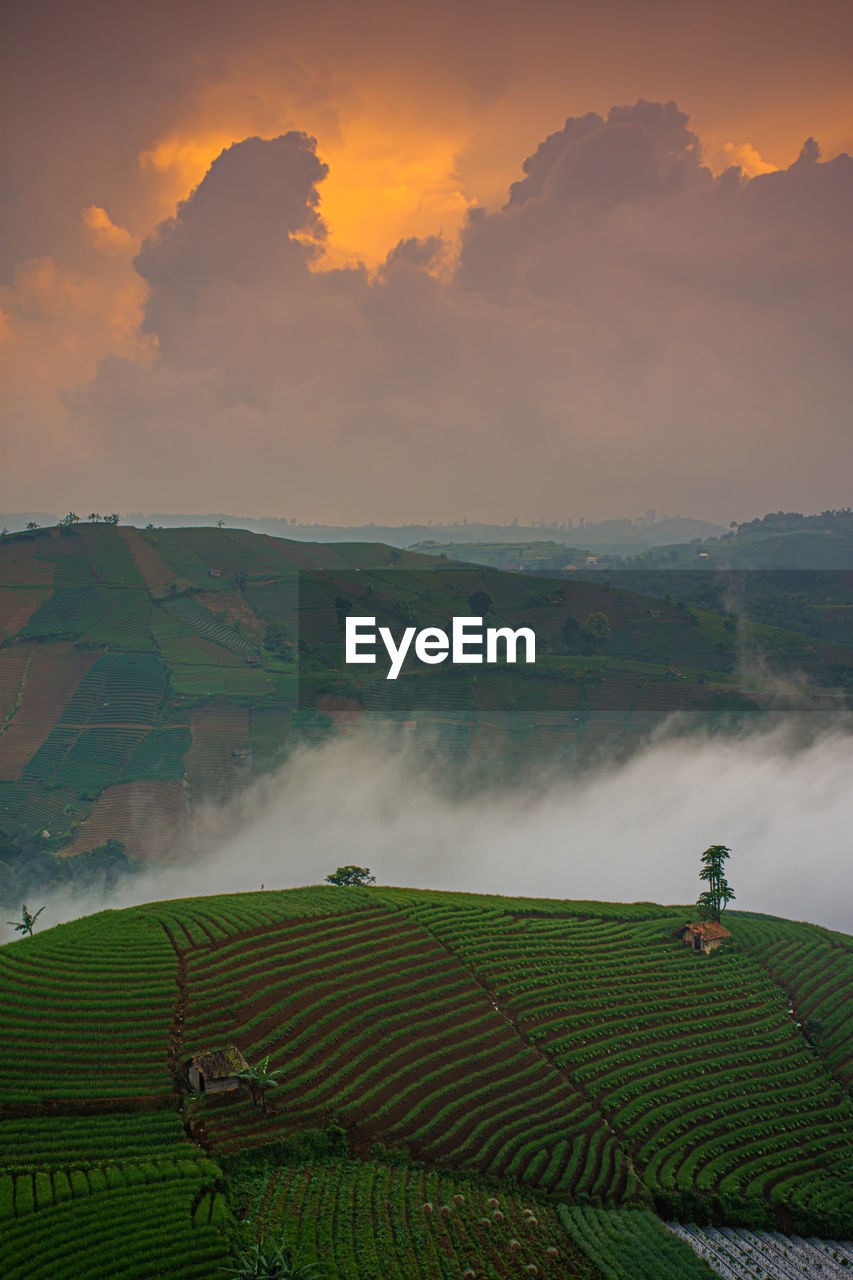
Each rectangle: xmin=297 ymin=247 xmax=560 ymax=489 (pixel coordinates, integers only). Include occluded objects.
xmin=0 ymin=886 xmax=850 ymax=1278
xmin=625 ymin=510 xmax=853 ymax=571
xmin=1 ymin=522 xmax=851 ymax=900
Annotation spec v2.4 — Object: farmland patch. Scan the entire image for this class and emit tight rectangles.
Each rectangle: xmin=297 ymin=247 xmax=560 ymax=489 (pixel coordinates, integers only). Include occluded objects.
xmin=0 ymin=644 xmax=101 ymax=780
xmin=240 ymin=1156 xmax=600 ymax=1279
xmin=61 ymin=779 xmax=189 ymax=860
xmin=180 ymin=907 xmax=631 ymax=1199
xmin=185 ymin=702 xmax=250 ymax=801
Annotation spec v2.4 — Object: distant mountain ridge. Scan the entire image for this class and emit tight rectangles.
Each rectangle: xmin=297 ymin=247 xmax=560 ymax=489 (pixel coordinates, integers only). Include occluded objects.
xmin=2 ymin=511 xmax=726 ymax=555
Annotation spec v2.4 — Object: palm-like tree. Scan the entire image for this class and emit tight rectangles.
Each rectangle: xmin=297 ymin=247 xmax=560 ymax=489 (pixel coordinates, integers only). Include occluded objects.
xmin=697 ymin=844 xmax=735 ymax=920
xmin=237 ymin=1054 xmax=286 ymax=1113
xmin=25 ymin=521 xmax=40 ymax=532
xmin=6 ymin=905 xmax=45 ymax=936
xmin=88 ymin=512 xmax=101 ymax=523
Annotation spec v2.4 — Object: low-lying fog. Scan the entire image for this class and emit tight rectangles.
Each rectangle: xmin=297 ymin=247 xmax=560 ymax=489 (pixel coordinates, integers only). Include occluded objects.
xmin=9 ymin=713 xmax=851 ymax=939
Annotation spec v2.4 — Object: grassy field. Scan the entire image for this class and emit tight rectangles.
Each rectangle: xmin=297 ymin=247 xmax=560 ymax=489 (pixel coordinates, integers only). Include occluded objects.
xmin=0 ymin=886 xmax=850 ymax=1278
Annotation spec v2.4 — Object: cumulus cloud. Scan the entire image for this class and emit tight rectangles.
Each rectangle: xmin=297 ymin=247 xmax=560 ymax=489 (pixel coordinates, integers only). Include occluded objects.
xmin=134 ymin=133 xmax=328 ymax=351
xmin=60 ymin=101 xmax=852 ymax=521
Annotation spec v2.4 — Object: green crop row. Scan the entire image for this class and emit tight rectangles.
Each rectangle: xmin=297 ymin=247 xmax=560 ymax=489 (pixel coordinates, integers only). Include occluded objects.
xmin=183 ymin=911 xmax=633 ymax=1201
xmin=120 ymin=724 xmax=192 ymax=780
xmin=238 ymin=1156 xmax=597 ymax=1280
xmin=0 ymin=1156 xmax=218 ymax=1219
xmin=0 ymin=1174 xmax=232 ymax=1280
xmin=557 ymin=1205 xmax=717 ymax=1280
xmin=410 ymin=907 xmax=853 ymax=1216
xmin=0 ymin=1111 xmax=186 ymax=1166
xmin=0 ymin=915 xmax=177 ymax=1100
xmin=58 ymin=652 xmax=167 ymax=726
xmin=144 ymin=886 xmax=371 ymax=942
xmin=164 ymin=597 xmax=259 ymax=657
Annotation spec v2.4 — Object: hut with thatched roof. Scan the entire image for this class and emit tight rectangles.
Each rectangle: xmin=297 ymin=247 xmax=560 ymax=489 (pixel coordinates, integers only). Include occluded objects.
xmin=677 ymin=921 xmax=731 ymax=955
xmin=187 ymin=1046 xmax=249 ymax=1093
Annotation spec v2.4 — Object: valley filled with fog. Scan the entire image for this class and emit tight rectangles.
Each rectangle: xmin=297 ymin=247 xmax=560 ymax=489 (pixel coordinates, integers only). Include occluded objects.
xmin=22 ymin=714 xmax=852 ymax=937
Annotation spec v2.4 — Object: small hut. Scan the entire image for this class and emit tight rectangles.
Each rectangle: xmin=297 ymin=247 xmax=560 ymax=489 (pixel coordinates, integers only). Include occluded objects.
xmin=187 ymin=1046 xmax=249 ymax=1093
xmin=678 ymin=922 xmax=731 ymax=955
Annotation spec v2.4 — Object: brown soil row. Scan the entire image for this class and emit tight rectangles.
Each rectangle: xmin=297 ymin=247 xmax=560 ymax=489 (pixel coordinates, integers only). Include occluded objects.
xmin=0 ymin=1094 xmax=176 ymax=1120
xmin=120 ymin=526 xmax=191 ymax=597
xmin=183 ymin=906 xmax=415 ymax=978
xmin=227 ymin=938 xmax=445 ymax=1036
xmin=61 ymin=779 xmax=189 ymax=860
xmin=0 ymin=642 xmax=100 ymax=779
xmin=0 ymin=587 xmax=52 ymax=641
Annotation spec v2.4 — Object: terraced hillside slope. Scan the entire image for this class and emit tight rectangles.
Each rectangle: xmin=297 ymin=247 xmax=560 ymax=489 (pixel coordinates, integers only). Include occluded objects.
xmin=2 ymin=523 xmax=850 ymax=899
xmin=0 ymin=887 xmax=850 ymax=1277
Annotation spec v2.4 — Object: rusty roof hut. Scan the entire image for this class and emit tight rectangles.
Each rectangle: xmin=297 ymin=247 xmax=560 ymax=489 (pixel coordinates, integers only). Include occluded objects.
xmin=677 ymin=922 xmax=731 ymax=955
xmin=188 ymin=1046 xmax=249 ymax=1093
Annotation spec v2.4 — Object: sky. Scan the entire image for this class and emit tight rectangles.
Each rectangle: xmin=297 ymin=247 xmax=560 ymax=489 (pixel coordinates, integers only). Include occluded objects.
xmin=2 ymin=0 xmax=852 ymax=525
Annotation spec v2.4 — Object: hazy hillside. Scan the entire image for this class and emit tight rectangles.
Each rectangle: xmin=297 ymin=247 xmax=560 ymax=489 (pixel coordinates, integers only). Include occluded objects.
xmin=2 ymin=512 xmax=727 ymax=554
xmin=625 ymin=510 xmax=853 ymax=571
xmin=0 ymin=886 xmax=850 ymax=1278
xmin=1 ymin=522 xmax=851 ymax=902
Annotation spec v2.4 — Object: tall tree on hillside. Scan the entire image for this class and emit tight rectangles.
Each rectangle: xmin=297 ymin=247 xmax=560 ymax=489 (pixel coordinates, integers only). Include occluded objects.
xmin=696 ymin=845 xmax=735 ymax=921
xmin=467 ymin=589 xmax=493 ymax=615
xmin=582 ymin=611 xmax=611 ymax=652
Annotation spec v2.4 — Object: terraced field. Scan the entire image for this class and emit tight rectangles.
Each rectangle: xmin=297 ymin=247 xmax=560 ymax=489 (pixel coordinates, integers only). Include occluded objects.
xmin=61 ymin=778 xmax=189 ymax=859
xmin=0 ymin=1158 xmax=231 ymax=1280
xmin=0 ymin=586 xmax=52 ymax=639
xmin=181 ymin=906 xmax=633 ymax=1200
xmin=0 ymin=909 xmax=177 ymax=1100
xmin=120 ymin=525 xmax=193 ymax=597
xmin=0 ymin=646 xmax=32 ymax=721
xmin=184 ymin=702 xmax=251 ymax=800
xmin=0 ymin=643 xmax=100 ymax=779
xmin=0 ymin=886 xmax=851 ymax=1278
xmin=558 ymin=1206 xmax=718 ymax=1279
xmin=405 ymin=904 xmax=853 ymax=1227
xmin=240 ymin=1157 xmax=604 ymax=1279
xmin=734 ymin=915 xmax=853 ymax=1090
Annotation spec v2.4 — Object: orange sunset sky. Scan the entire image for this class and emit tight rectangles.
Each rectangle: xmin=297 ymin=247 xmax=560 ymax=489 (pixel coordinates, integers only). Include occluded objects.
xmin=2 ymin=0 xmax=852 ymax=523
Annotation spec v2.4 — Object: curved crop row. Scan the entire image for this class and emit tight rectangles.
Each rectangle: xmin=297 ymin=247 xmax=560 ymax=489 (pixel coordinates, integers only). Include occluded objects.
xmin=182 ymin=910 xmax=630 ymax=1200
xmin=0 ymin=1172 xmax=231 ymax=1280
xmin=410 ymin=906 xmax=853 ymax=1216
